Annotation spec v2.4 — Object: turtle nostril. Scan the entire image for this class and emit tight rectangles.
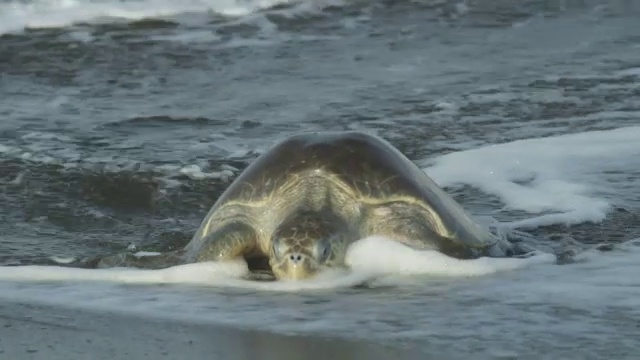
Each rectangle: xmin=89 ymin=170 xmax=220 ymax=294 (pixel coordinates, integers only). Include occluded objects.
xmin=288 ymin=254 xmax=303 ymax=263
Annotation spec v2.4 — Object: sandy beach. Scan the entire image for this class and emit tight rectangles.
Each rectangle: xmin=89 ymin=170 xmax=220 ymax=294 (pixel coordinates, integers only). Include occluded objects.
xmin=0 ymin=300 xmax=427 ymax=360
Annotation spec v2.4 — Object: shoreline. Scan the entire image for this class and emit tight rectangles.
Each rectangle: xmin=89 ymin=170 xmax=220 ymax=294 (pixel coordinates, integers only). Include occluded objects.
xmin=0 ymin=300 xmax=426 ymax=360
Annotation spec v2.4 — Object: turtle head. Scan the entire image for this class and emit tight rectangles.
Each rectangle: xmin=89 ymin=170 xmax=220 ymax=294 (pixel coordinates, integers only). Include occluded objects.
xmin=269 ymin=211 xmax=349 ymax=281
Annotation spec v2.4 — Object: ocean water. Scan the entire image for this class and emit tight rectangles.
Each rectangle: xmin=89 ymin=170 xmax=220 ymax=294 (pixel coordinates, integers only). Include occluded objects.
xmin=1 ymin=0 xmax=640 ymax=358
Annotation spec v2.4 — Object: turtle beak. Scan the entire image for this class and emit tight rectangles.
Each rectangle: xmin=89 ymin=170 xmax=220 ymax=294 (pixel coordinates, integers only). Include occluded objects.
xmin=283 ymin=252 xmax=316 ymax=280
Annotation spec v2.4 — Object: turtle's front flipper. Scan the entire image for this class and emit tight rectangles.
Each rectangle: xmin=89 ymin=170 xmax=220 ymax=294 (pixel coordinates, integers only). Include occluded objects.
xmin=84 ymin=250 xmax=186 ymax=270
xmin=188 ymin=222 xmax=261 ymax=263
xmin=190 ymin=222 xmax=269 ymax=280
xmin=362 ymin=204 xmax=483 ymax=259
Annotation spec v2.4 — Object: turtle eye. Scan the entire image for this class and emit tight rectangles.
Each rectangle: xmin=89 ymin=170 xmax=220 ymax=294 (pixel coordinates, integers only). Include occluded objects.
xmin=272 ymin=238 xmax=287 ymax=259
xmin=318 ymin=241 xmax=331 ymax=262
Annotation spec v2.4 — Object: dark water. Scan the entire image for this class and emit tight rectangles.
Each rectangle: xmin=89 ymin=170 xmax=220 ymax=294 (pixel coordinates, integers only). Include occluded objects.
xmin=1 ymin=0 xmax=640 ymax=358
xmin=1 ymin=0 xmax=639 ymax=264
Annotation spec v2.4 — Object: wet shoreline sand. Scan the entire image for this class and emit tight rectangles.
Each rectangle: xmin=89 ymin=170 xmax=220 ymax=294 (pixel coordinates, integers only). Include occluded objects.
xmin=0 ymin=300 xmax=429 ymax=360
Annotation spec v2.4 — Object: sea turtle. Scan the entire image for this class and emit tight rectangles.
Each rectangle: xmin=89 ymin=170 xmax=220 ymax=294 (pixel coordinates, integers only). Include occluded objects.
xmin=92 ymin=131 xmax=520 ymax=280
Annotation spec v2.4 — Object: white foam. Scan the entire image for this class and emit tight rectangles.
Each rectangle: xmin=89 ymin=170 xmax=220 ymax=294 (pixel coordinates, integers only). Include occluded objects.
xmin=615 ymin=67 xmax=640 ymax=77
xmin=0 ymin=237 xmax=638 ymax=344
xmin=21 ymin=131 xmax=73 ymax=142
xmin=425 ymin=126 xmax=640 ymax=229
xmin=434 ymin=100 xmax=458 ymax=113
xmin=2 ymin=131 xmax=240 ymax=187
xmin=0 ymin=0 xmax=316 ymax=35
xmin=48 ymin=256 xmax=76 ymax=264
xmin=0 ymin=260 xmax=377 ymax=293
xmin=149 ymin=30 xmax=221 ymax=43
xmin=0 ymin=259 xmax=250 ymax=285
xmin=179 ymin=164 xmax=234 ymax=180
xmin=133 ymin=251 xmax=162 ymax=257
xmin=467 ymin=238 xmax=640 ymax=312
xmin=346 ymin=236 xmax=555 ymax=277
xmin=0 ymin=236 xmax=554 ymax=293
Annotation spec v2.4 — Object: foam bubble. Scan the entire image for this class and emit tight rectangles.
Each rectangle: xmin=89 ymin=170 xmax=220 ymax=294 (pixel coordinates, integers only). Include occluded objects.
xmin=615 ymin=67 xmax=640 ymax=77
xmin=48 ymin=256 xmax=76 ymax=264
xmin=434 ymin=101 xmax=458 ymax=113
xmin=149 ymin=30 xmax=221 ymax=43
xmin=179 ymin=164 xmax=234 ymax=180
xmin=425 ymin=126 xmax=640 ymax=229
xmin=133 ymin=251 xmax=163 ymax=257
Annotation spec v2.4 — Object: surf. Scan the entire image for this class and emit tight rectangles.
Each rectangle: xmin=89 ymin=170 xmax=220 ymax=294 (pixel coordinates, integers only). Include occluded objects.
xmin=425 ymin=126 xmax=640 ymax=230
xmin=0 ymin=236 xmax=556 ymax=292
xmin=0 ymin=0 xmax=339 ymax=35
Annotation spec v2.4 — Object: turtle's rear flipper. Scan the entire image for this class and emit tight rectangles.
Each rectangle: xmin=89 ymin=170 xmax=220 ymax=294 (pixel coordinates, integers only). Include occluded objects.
xmin=78 ymin=250 xmax=186 ymax=270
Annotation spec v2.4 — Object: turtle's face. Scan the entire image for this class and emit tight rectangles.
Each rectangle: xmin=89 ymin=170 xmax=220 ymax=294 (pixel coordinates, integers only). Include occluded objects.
xmin=269 ymin=212 xmax=349 ymax=281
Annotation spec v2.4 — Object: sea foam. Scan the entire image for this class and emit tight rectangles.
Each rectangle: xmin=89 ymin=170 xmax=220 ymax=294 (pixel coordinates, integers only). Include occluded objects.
xmin=0 ymin=0 xmax=334 ymax=35
xmin=0 ymin=236 xmax=554 ymax=293
xmin=425 ymin=126 xmax=640 ymax=229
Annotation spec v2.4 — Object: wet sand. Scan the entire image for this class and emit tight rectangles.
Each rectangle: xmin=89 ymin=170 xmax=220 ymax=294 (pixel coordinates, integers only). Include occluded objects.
xmin=0 ymin=300 xmax=426 ymax=360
